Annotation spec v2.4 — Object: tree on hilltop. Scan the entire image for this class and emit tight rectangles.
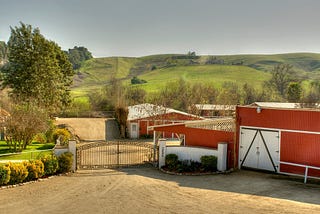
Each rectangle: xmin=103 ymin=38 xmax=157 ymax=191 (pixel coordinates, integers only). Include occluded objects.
xmin=67 ymin=46 xmax=93 ymax=69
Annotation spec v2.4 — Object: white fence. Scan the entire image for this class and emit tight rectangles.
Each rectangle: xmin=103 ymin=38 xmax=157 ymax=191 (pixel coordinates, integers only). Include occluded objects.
xmin=159 ymin=140 xmax=228 ymax=171
xmin=279 ymin=161 xmax=320 ymax=183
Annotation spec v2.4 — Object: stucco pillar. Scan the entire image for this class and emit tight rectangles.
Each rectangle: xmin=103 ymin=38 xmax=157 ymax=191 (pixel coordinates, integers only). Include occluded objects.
xmin=68 ymin=140 xmax=77 ymax=172
xmin=217 ymin=142 xmax=228 ymax=171
xmin=158 ymin=139 xmax=167 ymax=169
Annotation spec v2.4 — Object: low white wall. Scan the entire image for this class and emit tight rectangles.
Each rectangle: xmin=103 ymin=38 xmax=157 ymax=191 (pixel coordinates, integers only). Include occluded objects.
xmin=167 ymin=147 xmax=218 ymax=162
xmin=159 ymin=141 xmax=228 ymax=171
xmin=54 ymin=147 xmax=68 ymax=156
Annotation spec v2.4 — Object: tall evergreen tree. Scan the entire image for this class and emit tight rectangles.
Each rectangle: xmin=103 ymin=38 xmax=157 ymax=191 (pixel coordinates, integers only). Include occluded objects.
xmin=1 ymin=22 xmax=74 ymax=114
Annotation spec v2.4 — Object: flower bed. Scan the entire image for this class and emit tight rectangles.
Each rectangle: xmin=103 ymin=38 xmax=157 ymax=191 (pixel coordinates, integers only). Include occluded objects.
xmin=0 ymin=152 xmax=73 ymax=187
xmin=161 ymin=153 xmax=220 ymax=175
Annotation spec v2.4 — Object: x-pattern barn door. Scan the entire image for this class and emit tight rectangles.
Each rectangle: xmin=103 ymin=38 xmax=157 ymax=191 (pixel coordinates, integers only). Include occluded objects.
xmin=239 ymin=127 xmax=280 ymax=172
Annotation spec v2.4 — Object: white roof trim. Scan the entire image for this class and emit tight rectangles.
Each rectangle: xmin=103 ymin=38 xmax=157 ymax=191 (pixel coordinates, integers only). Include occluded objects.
xmin=127 ymin=103 xmax=202 ymax=121
xmin=251 ymin=102 xmax=301 ymax=109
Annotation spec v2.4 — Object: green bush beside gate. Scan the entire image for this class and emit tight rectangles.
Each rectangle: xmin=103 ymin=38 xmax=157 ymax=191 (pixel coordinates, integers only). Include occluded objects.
xmin=0 ymin=152 xmax=73 ymax=186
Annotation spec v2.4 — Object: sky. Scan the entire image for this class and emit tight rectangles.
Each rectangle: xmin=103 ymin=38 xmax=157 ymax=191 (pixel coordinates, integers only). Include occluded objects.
xmin=1 ymin=0 xmax=320 ymax=57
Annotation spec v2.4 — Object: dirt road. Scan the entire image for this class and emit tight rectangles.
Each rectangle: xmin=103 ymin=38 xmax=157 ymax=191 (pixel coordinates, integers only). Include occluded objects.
xmin=0 ymin=168 xmax=319 ymax=214
xmin=55 ymin=118 xmax=108 ymax=141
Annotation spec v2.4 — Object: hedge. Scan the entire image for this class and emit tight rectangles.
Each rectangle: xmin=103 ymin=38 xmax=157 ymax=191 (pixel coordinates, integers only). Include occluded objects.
xmin=0 ymin=165 xmax=11 ymax=185
xmin=0 ymin=152 xmax=74 ymax=187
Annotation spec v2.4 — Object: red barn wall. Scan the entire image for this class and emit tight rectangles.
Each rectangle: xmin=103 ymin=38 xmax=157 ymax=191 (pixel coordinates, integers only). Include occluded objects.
xmin=237 ymin=106 xmax=320 ymax=132
xmin=237 ymin=106 xmax=320 ymax=177
xmin=154 ymin=125 xmax=234 ymax=169
xmin=280 ymin=132 xmax=320 ymax=177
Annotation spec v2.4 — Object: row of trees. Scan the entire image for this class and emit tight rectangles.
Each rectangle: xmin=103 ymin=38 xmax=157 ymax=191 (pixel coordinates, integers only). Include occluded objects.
xmin=80 ymin=64 xmax=319 ymax=116
xmin=266 ymin=64 xmax=320 ymax=105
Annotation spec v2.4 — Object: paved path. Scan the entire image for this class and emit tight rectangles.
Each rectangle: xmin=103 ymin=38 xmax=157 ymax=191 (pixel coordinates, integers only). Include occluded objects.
xmin=0 ymin=168 xmax=319 ymax=214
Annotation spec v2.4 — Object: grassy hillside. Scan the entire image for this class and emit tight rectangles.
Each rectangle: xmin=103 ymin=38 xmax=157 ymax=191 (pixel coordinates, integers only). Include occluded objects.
xmin=71 ymin=52 xmax=320 ymax=98
xmin=72 ymin=57 xmax=137 ymax=97
xmin=213 ymin=53 xmax=320 ymax=73
xmin=137 ymin=65 xmax=270 ymax=92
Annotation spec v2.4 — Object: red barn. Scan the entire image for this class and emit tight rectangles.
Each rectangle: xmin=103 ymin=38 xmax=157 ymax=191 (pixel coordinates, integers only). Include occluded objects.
xmin=127 ymin=103 xmax=202 ymax=139
xmin=236 ymin=105 xmax=320 ymax=178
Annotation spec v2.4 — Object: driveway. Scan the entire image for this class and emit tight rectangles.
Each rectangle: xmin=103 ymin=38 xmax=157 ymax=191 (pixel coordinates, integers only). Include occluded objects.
xmin=0 ymin=168 xmax=319 ymax=214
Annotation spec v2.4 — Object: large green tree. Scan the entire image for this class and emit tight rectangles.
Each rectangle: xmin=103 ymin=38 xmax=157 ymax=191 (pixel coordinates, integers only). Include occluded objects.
xmin=1 ymin=22 xmax=74 ymax=114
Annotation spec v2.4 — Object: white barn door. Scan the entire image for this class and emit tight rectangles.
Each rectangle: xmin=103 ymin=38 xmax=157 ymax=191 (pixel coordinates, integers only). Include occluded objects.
xmin=130 ymin=123 xmax=139 ymax=139
xmin=239 ymin=127 xmax=280 ymax=172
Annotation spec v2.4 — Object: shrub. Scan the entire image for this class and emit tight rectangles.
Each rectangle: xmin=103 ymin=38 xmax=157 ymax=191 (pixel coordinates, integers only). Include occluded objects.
xmin=131 ymin=76 xmax=147 ymax=84
xmin=0 ymin=165 xmax=11 ymax=185
xmin=165 ymin=154 xmax=179 ymax=171
xmin=140 ymin=134 xmax=152 ymax=139
xmin=200 ymin=155 xmax=217 ymax=172
xmin=33 ymin=133 xmax=47 ymax=144
xmin=58 ymin=152 xmax=73 ymax=173
xmin=41 ymin=155 xmax=59 ymax=176
xmin=177 ymin=160 xmax=190 ymax=173
xmin=24 ymin=160 xmax=44 ymax=181
xmin=53 ymin=128 xmax=71 ymax=146
xmin=176 ymin=160 xmax=202 ymax=173
xmin=6 ymin=162 xmax=28 ymax=185
xmin=189 ymin=160 xmax=202 ymax=172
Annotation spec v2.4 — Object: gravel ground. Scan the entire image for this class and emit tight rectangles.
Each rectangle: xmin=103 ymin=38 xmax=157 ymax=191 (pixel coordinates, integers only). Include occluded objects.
xmin=0 ymin=168 xmax=319 ymax=214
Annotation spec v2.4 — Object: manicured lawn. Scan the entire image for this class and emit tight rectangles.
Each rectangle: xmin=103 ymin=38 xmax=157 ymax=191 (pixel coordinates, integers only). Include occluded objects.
xmin=0 ymin=141 xmax=55 ymax=161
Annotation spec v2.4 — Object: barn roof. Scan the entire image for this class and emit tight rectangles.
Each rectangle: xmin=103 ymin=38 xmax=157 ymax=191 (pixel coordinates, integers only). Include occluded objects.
xmin=251 ymin=102 xmax=301 ymax=109
xmin=127 ymin=103 xmax=201 ymax=121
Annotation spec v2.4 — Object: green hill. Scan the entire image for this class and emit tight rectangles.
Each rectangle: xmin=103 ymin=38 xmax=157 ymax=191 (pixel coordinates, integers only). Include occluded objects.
xmin=216 ymin=52 xmax=320 ymax=73
xmin=72 ymin=57 xmax=137 ymax=97
xmin=137 ymin=64 xmax=270 ymax=92
xmin=71 ymin=52 xmax=320 ymax=97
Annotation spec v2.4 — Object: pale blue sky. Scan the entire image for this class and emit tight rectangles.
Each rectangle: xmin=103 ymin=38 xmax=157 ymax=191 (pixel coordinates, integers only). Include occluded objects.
xmin=1 ymin=0 xmax=320 ymax=57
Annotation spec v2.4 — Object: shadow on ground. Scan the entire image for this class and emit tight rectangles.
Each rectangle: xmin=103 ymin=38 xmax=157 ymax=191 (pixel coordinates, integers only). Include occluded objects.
xmin=76 ymin=167 xmax=320 ymax=205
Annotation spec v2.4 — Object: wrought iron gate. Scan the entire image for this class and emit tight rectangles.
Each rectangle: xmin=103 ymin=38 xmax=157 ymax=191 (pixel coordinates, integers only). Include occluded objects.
xmin=77 ymin=141 xmax=158 ymax=169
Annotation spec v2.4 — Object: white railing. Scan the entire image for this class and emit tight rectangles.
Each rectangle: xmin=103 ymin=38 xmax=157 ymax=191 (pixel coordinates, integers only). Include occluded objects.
xmin=279 ymin=161 xmax=320 ymax=183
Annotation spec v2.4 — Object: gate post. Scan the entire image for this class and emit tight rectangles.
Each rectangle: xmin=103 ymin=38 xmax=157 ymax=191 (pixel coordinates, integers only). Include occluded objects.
xmin=217 ymin=142 xmax=228 ymax=171
xmin=158 ymin=139 xmax=167 ymax=169
xmin=68 ymin=140 xmax=77 ymax=172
